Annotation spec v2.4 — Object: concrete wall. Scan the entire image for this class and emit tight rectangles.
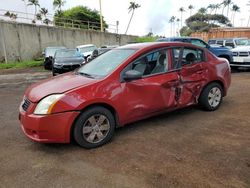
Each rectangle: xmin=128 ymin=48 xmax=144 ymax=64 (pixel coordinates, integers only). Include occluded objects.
xmin=0 ymin=21 xmax=137 ymax=62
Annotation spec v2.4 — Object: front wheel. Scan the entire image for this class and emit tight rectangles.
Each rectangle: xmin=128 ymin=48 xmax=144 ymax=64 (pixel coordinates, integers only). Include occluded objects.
xmin=199 ymin=83 xmax=223 ymax=111
xmin=73 ymin=106 xmax=115 ymax=149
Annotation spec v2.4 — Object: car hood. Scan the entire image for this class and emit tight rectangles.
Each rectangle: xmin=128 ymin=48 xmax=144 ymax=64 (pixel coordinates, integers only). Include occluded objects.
xmin=209 ymin=45 xmax=229 ymax=51
xmin=25 ymin=72 xmax=98 ymax=103
xmin=231 ymin=46 xmax=250 ymax=52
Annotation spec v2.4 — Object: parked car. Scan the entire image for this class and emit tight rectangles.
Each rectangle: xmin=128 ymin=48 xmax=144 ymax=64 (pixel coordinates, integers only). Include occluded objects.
xmin=19 ymin=42 xmax=231 ymax=149
xmin=88 ymin=46 xmax=118 ymax=62
xmin=208 ymin=38 xmax=249 ymax=49
xmin=76 ymin=44 xmax=97 ymax=60
xmin=157 ymin=37 xmax=233 ymax=63
xmin=230 ymin=46 xmax=250 ymax=69
xmin=43 ymin=46 xmax=66 ymax=70
xmin=52 ymin=49 xmax=84 ymax=76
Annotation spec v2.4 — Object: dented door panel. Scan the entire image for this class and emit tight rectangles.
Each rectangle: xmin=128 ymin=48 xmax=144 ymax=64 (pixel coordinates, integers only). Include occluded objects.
xmin=119 ymin=72 xmax=179 ymax=123
xmin=178 ymin=62 xmax=208 ymax=107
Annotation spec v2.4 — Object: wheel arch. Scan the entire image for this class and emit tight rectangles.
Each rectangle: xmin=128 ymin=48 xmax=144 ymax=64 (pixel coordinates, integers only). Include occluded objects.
xmin=70 ymin=103 xmax=120 ymax=142
xmin=200 ymin=80 xmax=225 ymax=98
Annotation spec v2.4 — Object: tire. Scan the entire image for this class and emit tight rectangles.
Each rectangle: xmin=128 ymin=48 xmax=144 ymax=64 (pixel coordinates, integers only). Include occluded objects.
xmin=52 ymin=67 xmax=56 ymax=76
xmin=73 ymin=106 xmax=115 ymax=149
xmin=199 ymin=83 xmax=223 ymax=111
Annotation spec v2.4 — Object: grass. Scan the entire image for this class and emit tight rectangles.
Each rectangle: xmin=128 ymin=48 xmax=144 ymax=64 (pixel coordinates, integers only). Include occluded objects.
xmin=0 ymin=60 xmax=43 ymax=70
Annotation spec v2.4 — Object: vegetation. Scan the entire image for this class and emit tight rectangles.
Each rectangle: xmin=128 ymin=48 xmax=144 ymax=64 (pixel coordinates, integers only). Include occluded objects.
xmin=27 ymin=0 xmax=40 ymax=23
xmin=125 ymin=2 xmax=141 ymax=34
xmin=0 ymin=60 xmax=43 ymax=69
xmin=53 ymin=0 xmax=66 ymax=13
xmin=54 ymin=6 xmax=108 ymax=30
xmin=135 ymin=36 xmax=157 ymax=43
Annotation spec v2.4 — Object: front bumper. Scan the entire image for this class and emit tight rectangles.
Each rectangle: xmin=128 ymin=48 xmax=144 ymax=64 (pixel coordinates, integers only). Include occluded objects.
xmin=19 ymin=104 xmax=80 ymax=143
xmin=231 ymin=56 xmax=250 ymax=67
xmin=53 ymin=64 xmax=81 ymax=74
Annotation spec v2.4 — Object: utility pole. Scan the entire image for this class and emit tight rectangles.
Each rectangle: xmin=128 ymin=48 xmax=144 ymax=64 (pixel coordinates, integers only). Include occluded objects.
xmin=116 ymin=21 xmax=119 ymax=34
xmin=99 ymin=0 xmax=104 ymax=32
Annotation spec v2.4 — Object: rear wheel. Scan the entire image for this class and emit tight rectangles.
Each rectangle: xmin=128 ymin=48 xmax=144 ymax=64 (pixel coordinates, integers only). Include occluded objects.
xmin=73 ymin=106 xmax=115 ymax=149
xmin=199 ymin=83 xmax=223 ymax=111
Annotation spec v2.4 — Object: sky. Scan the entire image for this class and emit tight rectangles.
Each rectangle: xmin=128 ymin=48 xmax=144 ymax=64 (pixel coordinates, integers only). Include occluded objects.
xmin=0 ymin=0 xmax=249 ymax=36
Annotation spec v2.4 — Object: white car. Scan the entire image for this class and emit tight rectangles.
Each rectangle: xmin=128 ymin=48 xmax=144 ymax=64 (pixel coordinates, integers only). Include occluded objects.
xmin=76 ymin=44 xmax=97 ymax=59
xmin=231 ymin=46 xmax=250 ymax=68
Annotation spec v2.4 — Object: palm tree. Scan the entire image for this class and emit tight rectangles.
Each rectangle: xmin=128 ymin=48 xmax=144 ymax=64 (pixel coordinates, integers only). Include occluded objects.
xmin=169 ymin=16 xmax=175 ymax=37
xmin=22 ymin=0 xmax=28 ymax=19
xmin=188 ymin=5 xmax=194 ymax=17
xmin=222 ymin=0 xmax=233 ymax=17
xmin=214 ymin=4 xmax=221 ymax=14
xmin=179 ymin=7 xmax=185 ymax=28
xmin=40 ymin=7 xmax=48 ymax=18
xmin=27 ymin=0 xmax=40 ymax=16
xmin=176 ymin=18 xmax=180 ymax=36
xmin=125 ymin=2 xmax=141 ymax=34
xmin=231 ymin=4 xmax=240 ymax=25
xmin=207 ymin=4 xmax=216 ymax=14
xmin=53 ymin=0 xmax=66 ymax=13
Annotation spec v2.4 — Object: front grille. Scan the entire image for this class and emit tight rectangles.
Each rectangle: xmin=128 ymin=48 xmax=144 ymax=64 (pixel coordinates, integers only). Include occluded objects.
xmin=22 ymin=98 xmax=31 ymax=111
xmin=232 ymin=52 xmax=238 ymax=56
xmin=62 ymin=64 xmax=80 ymax=69
xmin=239 ymin=52 xmax=249 ymax=57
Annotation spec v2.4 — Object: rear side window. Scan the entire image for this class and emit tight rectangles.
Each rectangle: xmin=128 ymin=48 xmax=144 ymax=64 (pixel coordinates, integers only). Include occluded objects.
xmin=182 ymin=48 xmax=205 ymax=66
xmin=216 ymin=40 xmax=224 ymax=45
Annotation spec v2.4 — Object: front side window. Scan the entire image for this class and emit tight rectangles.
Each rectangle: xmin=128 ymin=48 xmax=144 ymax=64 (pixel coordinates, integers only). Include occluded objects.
xmin=78 ymin=49 xmax=136 ymax=78
xmin=127 ymin=49 xmax=169 ymax=77
xmin=191 ymin=39 xmax=207 ymax=48
xmin=181 ymin=48 xmax=204 ymax=66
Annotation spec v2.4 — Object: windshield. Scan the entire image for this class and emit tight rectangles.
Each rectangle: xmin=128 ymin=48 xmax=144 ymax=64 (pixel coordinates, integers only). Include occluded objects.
xmin=78 ymin=46 xmax=96 ymax=53
xmin=55 ymin=50 xmax=82 ymax=58
xmin=45 ymin=47 xmax=65 ymax=57
xmin=235 ymin=39 xmax=249 ymax=46
xmin=78 ymin=49 xmax=136 ymax=78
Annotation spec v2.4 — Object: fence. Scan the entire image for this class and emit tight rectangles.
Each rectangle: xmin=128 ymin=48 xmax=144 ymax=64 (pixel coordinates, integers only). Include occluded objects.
xmin=0 ymin=9 xmax=118 ymax=33
xmin=191 ymin=27 xmax=250 ymax=42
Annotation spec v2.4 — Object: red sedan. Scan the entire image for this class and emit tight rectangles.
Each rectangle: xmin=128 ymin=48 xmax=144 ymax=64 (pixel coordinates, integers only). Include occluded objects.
xmin=19 ymin=42 xmax=231 ymax=148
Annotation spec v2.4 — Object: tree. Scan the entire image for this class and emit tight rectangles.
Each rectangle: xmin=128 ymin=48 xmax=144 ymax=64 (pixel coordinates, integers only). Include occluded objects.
xmin=231 ymin=4 xmax=240 ymax=25
xmin=207 ymin=4 xmax=216 ymax=14
xmin=54 ymin=6 xmax=108 ymax=30
xmin=169 ymin=16 xmax=176 ymax=36
xmin=22 ymin=0 xmax=28 ymax=19
xmin=4 ymin=11 xmax=18 ymax=21
xmin=27 ymin=0 xmax=40 ymax=20
xmin=222 ymin=0 xmax=233 ymax=17
xmin=198 ymin=8 xmax=207 ymax=15
xmin=125 ymin=2 xmax=141 ymax=34
xmin=188 ymin=5 xmax=194 ymax=16
xmin=53 ymin=0 xmax=66 ymax=14
xmin=40 ymin=8 xmax=50 ymax=25
xmin=181 ymin=13 xmax=232 ymax=36
xmin=214 ymin=4 xmax=221 ymax=14
xmin=179 ymin=7 xmax=185 ymax=28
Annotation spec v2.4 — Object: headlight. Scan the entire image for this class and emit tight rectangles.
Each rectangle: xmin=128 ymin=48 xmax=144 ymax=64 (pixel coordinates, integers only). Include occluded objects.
xmin=34 ymin=94 xmax=63 ymax=115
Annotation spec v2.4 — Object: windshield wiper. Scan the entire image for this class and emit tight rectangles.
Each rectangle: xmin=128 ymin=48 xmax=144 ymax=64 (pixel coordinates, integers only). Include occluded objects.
xmin=77 ymin=72 xmax=95 ymax=78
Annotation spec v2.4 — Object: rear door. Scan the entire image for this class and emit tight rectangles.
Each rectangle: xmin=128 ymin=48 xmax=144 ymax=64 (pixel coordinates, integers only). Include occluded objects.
xmin=176 ymin=47 xmax=208 ymax=107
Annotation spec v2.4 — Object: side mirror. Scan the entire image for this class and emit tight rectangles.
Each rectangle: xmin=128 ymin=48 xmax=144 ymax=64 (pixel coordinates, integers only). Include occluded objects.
xmin=123 ymin=70 xmax=142 ymax=81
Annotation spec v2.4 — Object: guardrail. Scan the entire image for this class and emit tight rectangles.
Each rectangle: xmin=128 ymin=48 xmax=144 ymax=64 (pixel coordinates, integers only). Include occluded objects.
xmin=0 ymin=9 xmax=118 ymax=33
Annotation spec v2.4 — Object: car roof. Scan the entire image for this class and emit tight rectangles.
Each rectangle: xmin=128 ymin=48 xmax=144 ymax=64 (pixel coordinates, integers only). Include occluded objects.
xmin=77 ymin=44 xmax=96 ymax=48
xmin=208 ymin=37 xmax=248 ymax=40
xmin=117 ymin=42 xmax=204 ymax=50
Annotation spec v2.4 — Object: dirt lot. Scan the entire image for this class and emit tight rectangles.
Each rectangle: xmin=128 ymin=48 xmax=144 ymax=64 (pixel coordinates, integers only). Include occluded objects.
xmin=0 ymin=68 xmax=249 ymax=188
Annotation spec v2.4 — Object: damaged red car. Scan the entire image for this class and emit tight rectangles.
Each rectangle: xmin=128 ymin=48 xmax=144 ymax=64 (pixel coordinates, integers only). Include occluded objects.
xmin=19 ymin=42 xmax=231 ymax=148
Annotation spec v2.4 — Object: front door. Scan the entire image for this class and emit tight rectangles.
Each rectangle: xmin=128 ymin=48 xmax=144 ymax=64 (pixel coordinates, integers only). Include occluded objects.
xmin=119 ymin=48 xmax=179 ymax=124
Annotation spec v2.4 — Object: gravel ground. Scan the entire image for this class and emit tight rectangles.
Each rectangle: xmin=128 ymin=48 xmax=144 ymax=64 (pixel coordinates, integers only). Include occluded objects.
xmin=0 ymin=68 xmax=249 ymax=188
